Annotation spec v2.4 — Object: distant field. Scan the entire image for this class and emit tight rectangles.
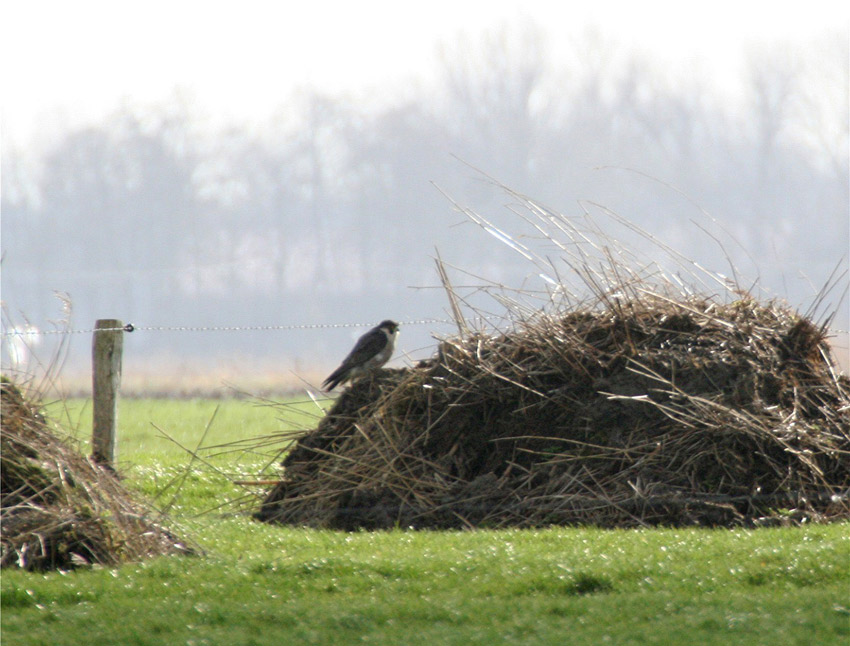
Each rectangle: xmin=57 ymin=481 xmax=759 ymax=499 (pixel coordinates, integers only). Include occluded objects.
xmin=47 ymin=364 xmax=329 ymax=399
xmin=43 ymin=396 xmax=322 ymax=465
xmin=44 ymin=328 xmax=850 ymax=399
xmin=2 ymin=398 xmax=848 ymax=646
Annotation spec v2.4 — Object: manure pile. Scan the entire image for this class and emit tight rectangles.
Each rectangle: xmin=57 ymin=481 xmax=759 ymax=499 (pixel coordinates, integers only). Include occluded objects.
xmin=257 ymin=297 xmax=850 ymax=530
xmin=1 ymin=378 xmax=190 ymax=570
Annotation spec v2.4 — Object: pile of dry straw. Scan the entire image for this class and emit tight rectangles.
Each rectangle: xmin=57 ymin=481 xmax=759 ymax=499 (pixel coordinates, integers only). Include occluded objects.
xmin=1 ymin=378 xmax=191 ymax=570
xmin=257 ymin=190 xmax=849 ymax=530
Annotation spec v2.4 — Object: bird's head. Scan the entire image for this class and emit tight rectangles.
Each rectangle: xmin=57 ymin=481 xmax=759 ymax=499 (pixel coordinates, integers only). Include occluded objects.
xmin=379 ymin=320 xmax=399 ymax=335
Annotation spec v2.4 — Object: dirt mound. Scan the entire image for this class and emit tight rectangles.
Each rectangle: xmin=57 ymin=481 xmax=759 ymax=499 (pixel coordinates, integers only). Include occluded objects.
xmin=257 ymin=297 xmax=850 ymax=529
xmin=1 ymin=377 xmax=191 ymax=570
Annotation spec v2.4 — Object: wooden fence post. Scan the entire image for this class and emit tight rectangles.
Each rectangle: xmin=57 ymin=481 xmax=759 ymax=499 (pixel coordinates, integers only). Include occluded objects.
xmin=92 ymin=319 xmax=124 ymax=467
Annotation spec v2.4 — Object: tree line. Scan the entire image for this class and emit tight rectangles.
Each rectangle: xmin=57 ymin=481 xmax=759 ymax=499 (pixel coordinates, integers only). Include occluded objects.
xmin=2 ymin=27 xmax=847 ymax=367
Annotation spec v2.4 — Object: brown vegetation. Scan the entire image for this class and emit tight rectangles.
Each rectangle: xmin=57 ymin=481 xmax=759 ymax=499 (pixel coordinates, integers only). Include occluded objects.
xmin=257 ymin=296 xmax=849 ymax=530
xmin=1 ymin=377 xmax=191 ymax=570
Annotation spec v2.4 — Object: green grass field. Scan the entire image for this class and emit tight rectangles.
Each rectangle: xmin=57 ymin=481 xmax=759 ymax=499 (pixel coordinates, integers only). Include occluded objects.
xmin=2 ymin=398 xmax=849 ymax=645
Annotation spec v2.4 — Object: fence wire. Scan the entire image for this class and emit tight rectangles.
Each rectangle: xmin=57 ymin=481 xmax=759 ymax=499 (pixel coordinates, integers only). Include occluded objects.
xmin=1 ymin=317 xmax=469 ymax=337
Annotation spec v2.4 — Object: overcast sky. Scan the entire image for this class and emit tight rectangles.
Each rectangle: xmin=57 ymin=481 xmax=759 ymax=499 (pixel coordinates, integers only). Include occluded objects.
xmin=2 ymin=0 xmax=846 ymax=150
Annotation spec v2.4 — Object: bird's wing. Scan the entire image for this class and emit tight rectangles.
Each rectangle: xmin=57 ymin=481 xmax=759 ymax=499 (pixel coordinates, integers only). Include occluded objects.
xmin=340 ymin=328 xmax=387 ymax=369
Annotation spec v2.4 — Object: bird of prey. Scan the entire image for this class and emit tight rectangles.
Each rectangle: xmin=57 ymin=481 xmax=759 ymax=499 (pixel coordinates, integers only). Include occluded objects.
xmin=322 ymin=320 xmax=399 ymax=391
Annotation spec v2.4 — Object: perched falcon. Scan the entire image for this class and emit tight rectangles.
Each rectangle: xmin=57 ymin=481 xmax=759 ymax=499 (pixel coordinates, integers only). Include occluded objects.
xmin=322 ymin=320 xmax=399 ymax=391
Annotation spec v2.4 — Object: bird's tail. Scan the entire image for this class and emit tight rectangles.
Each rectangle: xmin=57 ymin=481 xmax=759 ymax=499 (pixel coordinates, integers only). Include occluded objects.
xmin=322 ymin=367 xmax=347 ymax=391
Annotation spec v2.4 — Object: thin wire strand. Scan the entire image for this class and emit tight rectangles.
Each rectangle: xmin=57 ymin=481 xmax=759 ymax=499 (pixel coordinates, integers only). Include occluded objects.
xmin=0 ymin=317 xmax=497 ymax=337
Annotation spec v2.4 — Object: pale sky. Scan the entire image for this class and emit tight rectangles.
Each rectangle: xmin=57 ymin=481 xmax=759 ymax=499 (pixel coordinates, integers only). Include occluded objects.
xmin=1 ymin=0 xmax=847 ymax=149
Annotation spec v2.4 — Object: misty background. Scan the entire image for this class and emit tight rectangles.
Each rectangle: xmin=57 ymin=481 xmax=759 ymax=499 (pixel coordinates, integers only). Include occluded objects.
xmin=2 ymin=22 xmax=848 ymax=387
